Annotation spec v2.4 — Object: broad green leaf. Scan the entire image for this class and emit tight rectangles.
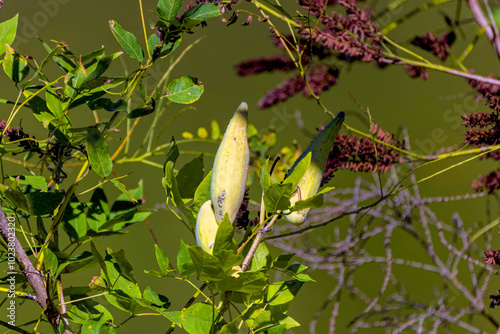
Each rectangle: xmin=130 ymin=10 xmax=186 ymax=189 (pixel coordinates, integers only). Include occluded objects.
xmin=110 ymin=179 xmax=138 ymax=203
xmin=143 ymin=286 xmax=171 ymax=309
xmin=67 ymin=300 xmax=113 ymax=325
xmin=86 ymin=127 xmax=113 ymax=177
xmin=108 ymin=248 xmax=135 ymax=283
xmin=177 ymin=154 xmax=204 ymax=199
xmin=127 ymin=105 xmax=155 ymax=118
xmin=0 ymin=15 xmax=18 ymax=50
xmin=87 ymin=187 xmax=109 ymax=232
xmin=264 ymin=183 xmax=293 ymax=214
xmin=109 ymin=180 xmax=143 ymax=214
xmin=272 ymin=254 xmax=295 ymax=269
xmin=40 ymin=248 xmax=58 ymax=274
xmin=157 ymin=0 xmax=183 ymax=22
xmin=283 ymin=152 xmax=311 ymax=189
xmin=260 ymin=158 xmax=271 ymax=192
xmin=163 ymin=160 xmax=197 ymax=227
xmin=62 ymin=200 xmax=88 ymax=240
xmin=216 ymin=271 xmax=268 ymax=294
xmin=3 ymin=44 xmax=29 ymax=82
xmin=148 ymin=34 xmax=182 ymax=58
xmin=45 ymin=90 xmax=65 ymax=119
xmin=87 ymin=98 xmax=127 ymax=112
xmin=109 ymin=20 xmax=144 ymax=62
xmin=24 ymin=92 xmax=54 ymax=128
xmin=166 ymin=76 xmax=204 ymax=104
xmin=267 ymin=280 xmax=304 ymax=306
xmin=188 ymin=245 xmax=226 ymax=282
xmin=193 ymin=170 xmax=211 ymax=213
xmin=290 ymin=186 xmax=335 ymax=211
xmin=155 ymin=244 xmax=173 ymax=274
xmin=0 ymin=181 xmax=29 ymax=213
xmin=60 ymin=251 xmax=97 ymax=274
xmin=81 ymin=316 xmax=105 ymax=334
xmin=250 ymin=242 xmax=271 ymax=271
xmin=286 ymin=263 xmax=315 ymax=282
xmin=214 ymin=250 xmax=242 ymax=275
xmin=213 ymin=215 xmax=237 ymax=254
xmin=9 ymin=175 xmax=47 ymax=191
xmin=90 ymin=240 xmax=110 ymax=287
xmin=182 ymin=303 xmax=221 ymax=334
xmin=181 ymin=3 xmax=222 ymax=29
xmin=177 ymin=240 xmax=195 ymax=277
xmin=161 ymin=310 xmax=182 ymax=324
xmin=25 ymin=192 xmax=64 ymax=216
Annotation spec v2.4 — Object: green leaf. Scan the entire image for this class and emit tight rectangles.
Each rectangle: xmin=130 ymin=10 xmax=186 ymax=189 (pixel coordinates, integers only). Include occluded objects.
xmin=264 ymin=183 xmax=293 ymax=214
xmin=25 ymin=192 xmax=64 ymax=216
xmin=127 ymin=105 xmax=155 ymax=118
xmin=155 ymin=244 xmax=174 ymax=274
xmin=214 ymin=250 xmax=242 ymax=275
xmin=24 ymin=93 xmax=54 ymax=128
xmin=213 ymin=215 xmax=237 ymax=254
xmin=87 ymin=98 xmax=127 ymax=112
xmin=109 ymin=20 xmax=144 ymax=62
xmin=108 ymin=248 xmax=135 ymax=283
xmin=87 ymin=187 xmax=109 ymax=232
xmin=3 ymin=44 xmax=29 ymax=82
xmin=216 ymin=271 xmax=268 ymax=294
xmin=86 ymin=127 xmax=113 ymax=177
xmin=188 ymin=246 xmax=226 ymax=282
xmin=260 ymin=158 xmax=271 ymax=192
xmin=143 ymin=286 xmax=171 ymax=309
xmin=267 ymin=280 xmax=304 ymax=306
xmin=182 ymin=303 xmax=221 ymax=334
xmin=193 ymin=170 xmax=211 ymax=213
xmin=40 ymin=248 xmax=58 ymax=274
xmin=181 ymin=3 xmax=222 ymax=29
xmin=283 ymin=152 xmax=311 ymax=190
xmin=0 ymin=181 xmax=29 ymax=214
xmin=177 ymin=240 xmax=195 ymax=277
xmin=250 ymin=242 xmax=271 ymax=271
xmin=62 ymin=200 xmax=88 ymax=240
xmin=157 ymin=0 xmax=183 ymax=22
xmin=177 ymin=154 xmax=204 ymax=199
xmin=8 ymin=175 xmax=47 ymax=191
xmin=0 ymin=15 xmax=18 ymax=50
xmin=272 ymin=254 xmax=295 ymax=269
xmin=60 ymin=251 xmax=97 ymax=274
xmin=109 ymin=179 xmax=138 ymax=203
xmin=290 ymin=186 xmax=335 ymax=211
xmin=286 ymin=263 xmax=315 ymax=282
xmin=166 ymin=76 xmax=204 ymax=104
xmin=90 ymin=240 xmax=110 ymax=287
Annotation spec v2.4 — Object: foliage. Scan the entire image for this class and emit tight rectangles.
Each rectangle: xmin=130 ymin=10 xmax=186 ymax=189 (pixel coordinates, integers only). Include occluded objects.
xmin=0 ymin=0 xmax=500 ymax=333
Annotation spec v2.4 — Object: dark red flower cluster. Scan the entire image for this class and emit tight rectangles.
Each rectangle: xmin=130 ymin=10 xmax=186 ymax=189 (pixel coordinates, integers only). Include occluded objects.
xmin=411 ymin=31 xmax=456 ymax=61
xmin=462 ymin=111 xmax=500 ymax=146
xmin=0 ymin=120 xmax=43 ymax=155
xmin=467 ymin=74 xmax=500 ymax=102
xmin=301 ymin=0 xmax=384 ymax=63
xmin=236 ymin=55 xmax=298 ymax=76
xmin=321 ymin=122 xmax=403 ymax=185
xmin=257 ymin=66 xmax=339 ymax=108
xmin=403 ymin=65 xmax=430 ymax=80
xmin=462 ymin=110 xmax=500 ymax=193
xmin=235 ymin=188 xmax=258 ymax=229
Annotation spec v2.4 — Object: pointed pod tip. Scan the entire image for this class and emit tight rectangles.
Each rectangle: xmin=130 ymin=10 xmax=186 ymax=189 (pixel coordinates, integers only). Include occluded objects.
xmin=236 ymin=102 xmax=248 ymax=117
xmin=337 ymin=111 xmax=345 ymax=119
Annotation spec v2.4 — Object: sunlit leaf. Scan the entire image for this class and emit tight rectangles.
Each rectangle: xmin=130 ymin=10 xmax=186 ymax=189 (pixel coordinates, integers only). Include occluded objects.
xmin=109 ymin=20 xmax=144 ymax=62
xmin=86 ymin=127 xmax=113 ymax=177
xmin=166 ymin=76 xmax=204 ymax=104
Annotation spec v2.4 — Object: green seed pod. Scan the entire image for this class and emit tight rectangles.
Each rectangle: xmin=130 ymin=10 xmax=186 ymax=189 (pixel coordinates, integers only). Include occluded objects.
xmin=195 ymin=200 xmax=219 ymax=254
xmin=211 ymin=102 xmax=249 ymax=223
xmin=285 ymin=112 xmax=345 ymax=224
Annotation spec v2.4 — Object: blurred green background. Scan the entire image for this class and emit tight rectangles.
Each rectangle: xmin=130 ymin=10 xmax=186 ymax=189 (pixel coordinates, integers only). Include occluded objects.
xmin=0 ymin=0 xmax=499 ymax=333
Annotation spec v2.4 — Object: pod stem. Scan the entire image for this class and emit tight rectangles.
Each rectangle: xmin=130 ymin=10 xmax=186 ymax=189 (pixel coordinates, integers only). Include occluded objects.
xmin=240 ymin=213 xmax=280 ymax=272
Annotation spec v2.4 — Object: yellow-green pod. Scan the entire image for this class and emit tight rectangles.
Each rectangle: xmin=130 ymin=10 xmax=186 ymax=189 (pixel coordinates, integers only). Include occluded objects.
xmin=285 ymin=112 xmax=345 ymax=224
xmin=195 ymin=200 xmax=219 ymax=254
xmin=211 ymin=102 xmax=249 ymax=224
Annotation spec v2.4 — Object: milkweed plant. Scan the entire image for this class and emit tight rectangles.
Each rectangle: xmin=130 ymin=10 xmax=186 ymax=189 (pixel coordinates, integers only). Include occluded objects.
xmin=0 ymin=0 xmax=500 ymax=333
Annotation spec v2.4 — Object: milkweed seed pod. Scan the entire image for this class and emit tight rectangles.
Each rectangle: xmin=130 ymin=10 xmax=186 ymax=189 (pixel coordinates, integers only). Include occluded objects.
xmin=211 ymin=102 xmax=249 ymax=224
xmin=195 ymin=200 xmax=219 ymax=254
xmin=285 ymin=111 xmax=345 ymax=224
